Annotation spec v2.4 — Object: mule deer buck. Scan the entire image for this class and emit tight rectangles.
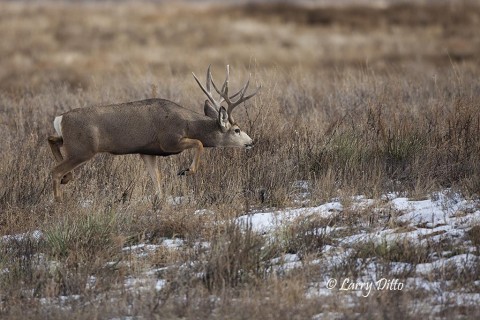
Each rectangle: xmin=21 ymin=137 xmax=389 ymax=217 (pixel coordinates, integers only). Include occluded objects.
xmin=48 ymin=65 xmax=261 ymax=202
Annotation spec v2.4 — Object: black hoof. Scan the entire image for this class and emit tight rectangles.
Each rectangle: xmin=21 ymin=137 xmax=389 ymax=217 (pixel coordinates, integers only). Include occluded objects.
xmin=178 ymin=168 xmax=190 ymax=176
xmin=61 ymin=172 xmax=73 ymax=184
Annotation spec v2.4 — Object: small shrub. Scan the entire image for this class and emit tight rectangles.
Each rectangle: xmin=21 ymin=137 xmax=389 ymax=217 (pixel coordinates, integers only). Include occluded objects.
xmin=273 ymin=215 xmax=333 ymax=256
xmin=202 ymin=220 xmax=269 ymax=291
xmin=354 ymin=238 xmax=431 ymax=265
xmin=0 ymin=234 xmax=43 ymax=287
xmin=44 ymin=211 xmax=122 ymax=262
xmin=467 ymin=225 xmax=480 ymax=249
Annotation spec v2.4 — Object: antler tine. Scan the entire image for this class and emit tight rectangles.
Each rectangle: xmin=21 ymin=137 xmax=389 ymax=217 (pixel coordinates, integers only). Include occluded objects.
xmin=239 ymin=84 xmax=262 ymax=103
xmin=192 ymin=65 xmax=223 ymax=110
xmin=224 ymin=65 xmax=229 ymax=97
xmin=218 ymin=69 xmax=261 ymax=117
xmin=192 ymin=72 xmax=215 ymax=105
xmin=211 ymin=66 xmax=228 ymax=96
xmin=229 ymin=77 xmax=249 ymax=100
xmin=206 ymin=64 xmax=211 ymax=92
xmin=229 ymin=88 xmax=260 ymax=116
xmin=207 ymin=65 xmax=225 ymax=105
xmin=211 ymin=76 xmax=222 ymax=97
xmin=237 ymin=78 xmax=250 ymax=100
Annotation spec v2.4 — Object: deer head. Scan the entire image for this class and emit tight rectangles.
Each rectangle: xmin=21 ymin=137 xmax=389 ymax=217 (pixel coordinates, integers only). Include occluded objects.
xmin=192 ymin=65 xmax=261 ymax=148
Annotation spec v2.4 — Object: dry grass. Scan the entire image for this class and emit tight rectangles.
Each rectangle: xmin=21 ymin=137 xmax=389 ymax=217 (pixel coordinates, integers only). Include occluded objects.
xmin=1 ymin=1 xmax=480 ymax=319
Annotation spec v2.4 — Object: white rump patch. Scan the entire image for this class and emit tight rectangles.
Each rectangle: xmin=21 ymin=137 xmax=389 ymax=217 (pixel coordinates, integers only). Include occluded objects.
xmin=53 ymin=115 xmax=63 ymax=137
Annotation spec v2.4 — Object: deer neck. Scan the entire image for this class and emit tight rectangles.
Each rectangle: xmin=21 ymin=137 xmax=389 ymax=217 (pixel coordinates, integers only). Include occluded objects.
xmin=187 ymin=118 xmax=223 ymax=148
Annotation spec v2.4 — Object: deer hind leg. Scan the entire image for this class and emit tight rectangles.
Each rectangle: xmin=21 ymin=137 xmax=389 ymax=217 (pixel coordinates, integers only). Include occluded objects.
xmin=51 ymin=156 xmax=92 ymax=202
xmin=140 ymin=154 xmax=162 ymax=196
xmin=177 ymin=138 xmax=204 ymax=176
xmin=48 ymin=136 xmax=73 ymax=184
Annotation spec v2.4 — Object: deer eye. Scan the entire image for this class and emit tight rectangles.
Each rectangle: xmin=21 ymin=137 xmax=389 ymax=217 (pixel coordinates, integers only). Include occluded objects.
xmin=234 ymin=128 xmax=241 ymax=134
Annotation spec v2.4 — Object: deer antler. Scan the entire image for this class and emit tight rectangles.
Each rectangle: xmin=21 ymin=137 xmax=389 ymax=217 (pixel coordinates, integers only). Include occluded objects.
xmin=193 ymin=65 xmax=261 ymax=122
xmin=211 ymin=65 xmax=262 ymax=122
xmin=192 ymin=65 xmax=223 ymax=112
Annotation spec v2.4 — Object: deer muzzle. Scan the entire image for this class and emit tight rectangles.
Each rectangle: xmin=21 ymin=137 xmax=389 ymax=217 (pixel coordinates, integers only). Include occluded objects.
xmin=245 ymin=141 xmax=254 ymax=149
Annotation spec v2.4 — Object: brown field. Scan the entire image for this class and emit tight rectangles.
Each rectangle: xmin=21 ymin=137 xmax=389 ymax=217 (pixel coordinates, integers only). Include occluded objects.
xmin=1 ymin=1 xmax=480 ymax=319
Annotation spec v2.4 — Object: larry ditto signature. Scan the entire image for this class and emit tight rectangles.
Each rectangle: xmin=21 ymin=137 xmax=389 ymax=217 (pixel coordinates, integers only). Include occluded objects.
xmin=325 ymin=278 xmax=404 ymax=297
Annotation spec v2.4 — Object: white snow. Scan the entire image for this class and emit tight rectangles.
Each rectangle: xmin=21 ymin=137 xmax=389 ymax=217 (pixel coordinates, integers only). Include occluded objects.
xmin=415 ymin=254 xmax=479 ymax=275
xmin=162 ymin=238 xmax=185 ymax=249
xmin=1 ymin=230 xmax=43 ymax=243
xmin=237 ymin=201 xmax=343 ymax=233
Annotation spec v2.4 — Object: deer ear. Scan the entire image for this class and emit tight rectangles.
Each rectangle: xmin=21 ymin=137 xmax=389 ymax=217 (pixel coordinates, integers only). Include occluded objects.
xmin=204 ymin=100 xmax=217 ymax=119
xmin=218 ymin=106 xmax=229 ymax=132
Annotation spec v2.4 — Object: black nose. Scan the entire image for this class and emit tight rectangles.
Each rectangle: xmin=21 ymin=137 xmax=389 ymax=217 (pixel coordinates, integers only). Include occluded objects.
xmin=245 ymin=141 xmax=254 ymax=149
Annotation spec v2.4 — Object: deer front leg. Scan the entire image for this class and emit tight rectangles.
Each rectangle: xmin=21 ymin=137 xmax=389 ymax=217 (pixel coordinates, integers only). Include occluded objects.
xmin=177 ymin=138 xmax=204 ymax=176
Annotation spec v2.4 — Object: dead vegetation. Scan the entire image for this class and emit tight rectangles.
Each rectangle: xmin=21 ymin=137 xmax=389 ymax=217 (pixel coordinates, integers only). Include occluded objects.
xmin=1 ymin=1 xmax=480 ymax=319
